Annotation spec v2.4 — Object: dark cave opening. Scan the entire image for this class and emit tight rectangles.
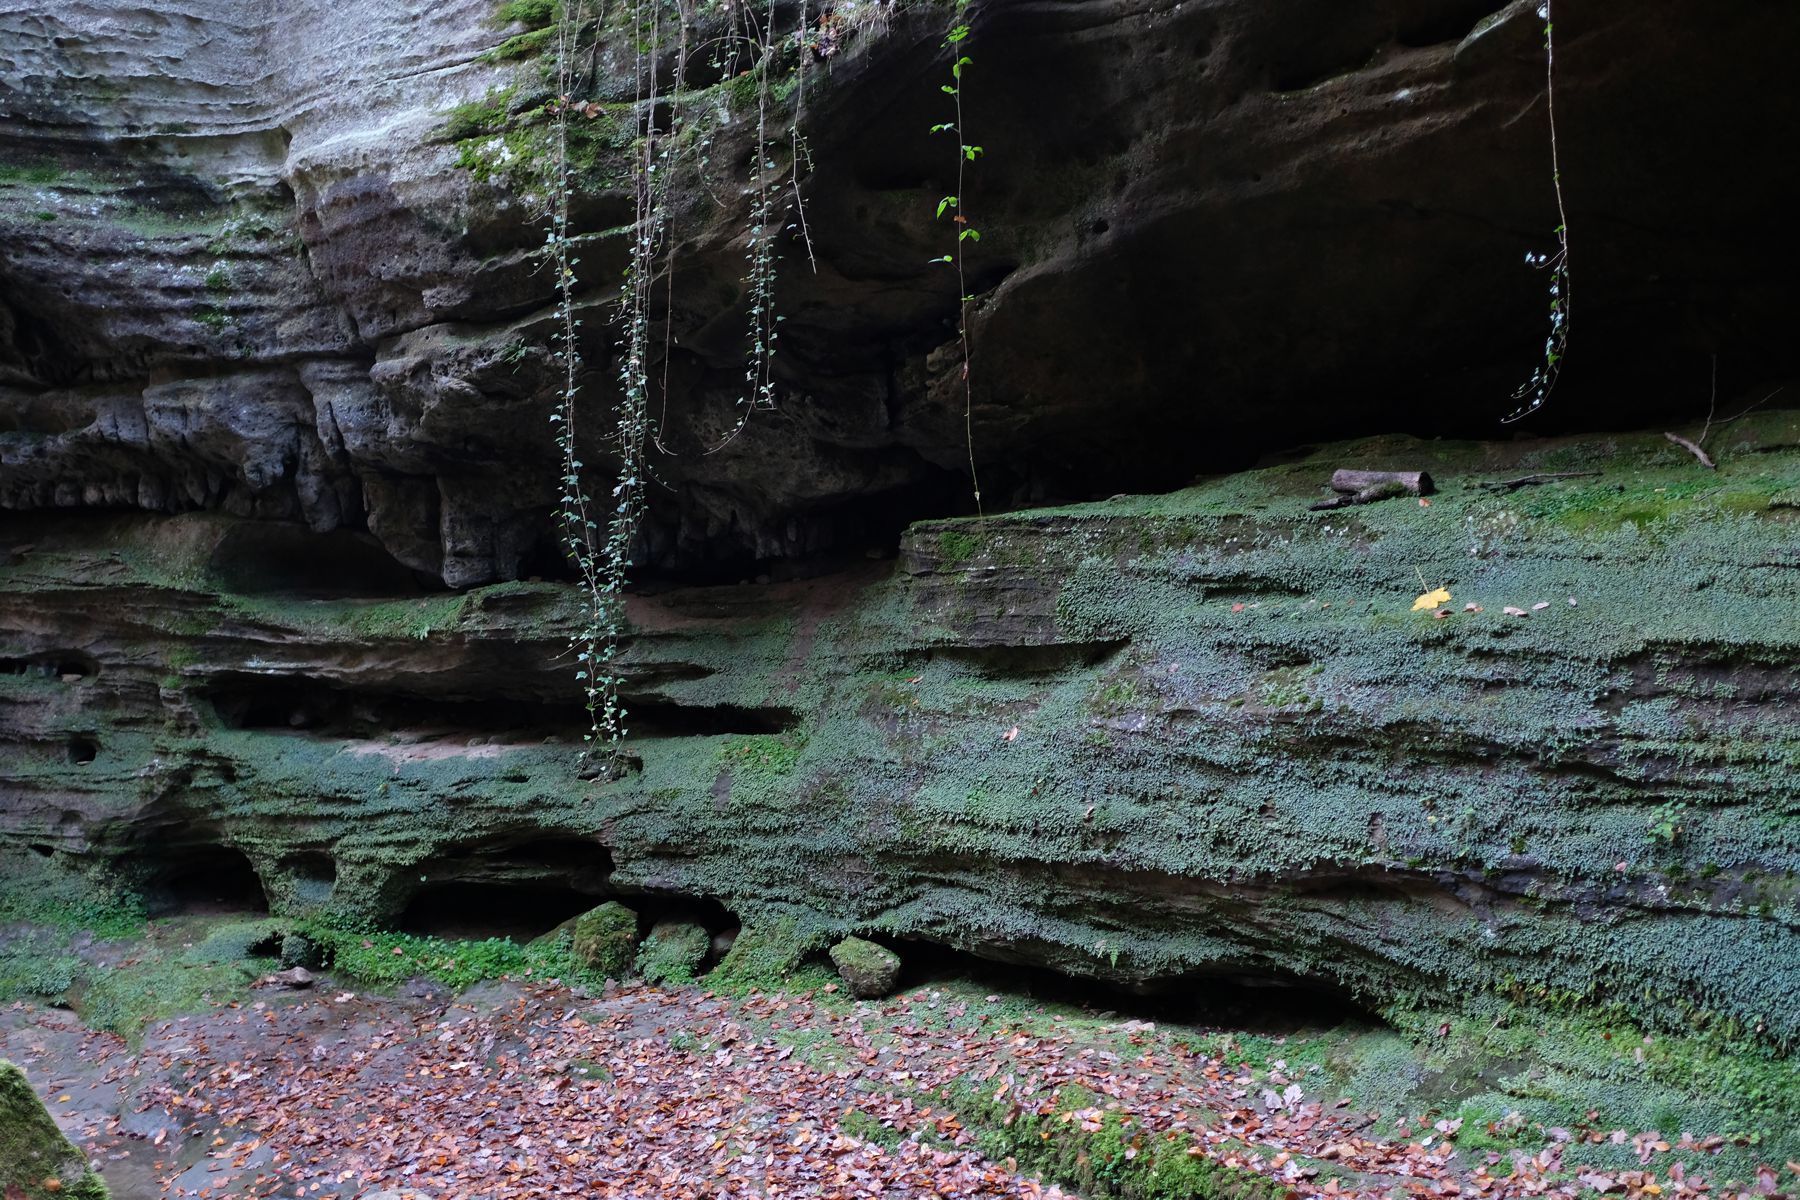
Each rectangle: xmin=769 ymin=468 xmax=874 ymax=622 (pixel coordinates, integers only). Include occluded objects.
xmin=206 ymin=522 xmax=440 ymax=599
xmin=142 ymin=844 xmax=269 ymax=916
xmin=203 ymin=675 xmax=801 ymax=742
xmin=203 ymin=676 xmax=591 ymax=739
xmin=66 ymin=736 xmax=98 ymax=764
xmin=399 ymin=881 xmax=603 ymax=941
xmin=889 ymin=939 xmax=1380 ymax=1036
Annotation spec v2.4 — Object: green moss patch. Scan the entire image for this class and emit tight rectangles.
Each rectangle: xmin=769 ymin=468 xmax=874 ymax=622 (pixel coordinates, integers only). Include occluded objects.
xmin=705 ymin=915 xmax=830 ymax=995
xmin=940 ymin=1081 xmax=1279 ymax=1200
xmin=568 ymin=901 xmax=639 ymax=977
xmin=0 ymin=1061 xmax=108 ymax=1199
xmin=636 ymin=920 xmax=709 ymax=986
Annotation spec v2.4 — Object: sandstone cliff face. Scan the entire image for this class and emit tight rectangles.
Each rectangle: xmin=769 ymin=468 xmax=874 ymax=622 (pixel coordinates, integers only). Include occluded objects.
xmin=5 ymin=0 xmax=1800 ymax=582
xmin=1 ymin=0 xmax=1797 ymax=1098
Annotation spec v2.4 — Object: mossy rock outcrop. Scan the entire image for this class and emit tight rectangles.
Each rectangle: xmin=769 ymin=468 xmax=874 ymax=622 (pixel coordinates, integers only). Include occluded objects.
xmin=705 ymin=919 xmax=823 ymax=996
xmin=636 ymin=921 xmax=710 ymax=986
xmin=829 ymin=937 xmax=901 ymax=998
xmin=0 ymin=1060 xmax=108 ymax=1199
xmin=568 ymin=903 xmax=639 ymax=978
xmin=3 ymin=421 xmax=1799 ymax=1150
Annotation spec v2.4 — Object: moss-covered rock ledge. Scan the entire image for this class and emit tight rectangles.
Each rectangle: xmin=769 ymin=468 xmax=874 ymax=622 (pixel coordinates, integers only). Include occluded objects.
xmin=1 ymin=1060 xmax=108 ymax=1199
xmin=2 ymin=416 xmax=1797 ymax=1056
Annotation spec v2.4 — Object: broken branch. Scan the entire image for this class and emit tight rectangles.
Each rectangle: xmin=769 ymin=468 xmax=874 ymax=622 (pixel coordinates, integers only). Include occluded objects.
xmin=1328 ymin=469 xmax=1433 ymax=496
xmin=1664 ymin=431 xmax=1717 ymax=470
xmin=1477 ymin=470 xmax=1601 ymax=493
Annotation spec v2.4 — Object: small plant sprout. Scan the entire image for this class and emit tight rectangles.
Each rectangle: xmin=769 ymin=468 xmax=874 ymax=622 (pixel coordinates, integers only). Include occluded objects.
xmin=931 ymin=18 xmax=984 ymax=514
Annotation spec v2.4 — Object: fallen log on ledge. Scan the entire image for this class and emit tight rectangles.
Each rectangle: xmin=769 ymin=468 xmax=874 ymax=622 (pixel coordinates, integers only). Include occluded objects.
xmin=1309 ymin=469 xmax=1434 ymax=510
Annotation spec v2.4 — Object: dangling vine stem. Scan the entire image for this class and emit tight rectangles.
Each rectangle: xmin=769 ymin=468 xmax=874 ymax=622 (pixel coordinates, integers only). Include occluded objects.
xmin=788 ymin=0 xmax=818 ymax=274
xmin=932 ymin=20 xmax=983 ymax=514
xmin=1504 ymin=0 xmax=1571 ymax=424
xmin=548 ymin=0 xmax=823 ymax=760
xmin=704 ymin=0 xmax=791 ymax=455
xmin=546 ymin=0 xmax=616 ymax=761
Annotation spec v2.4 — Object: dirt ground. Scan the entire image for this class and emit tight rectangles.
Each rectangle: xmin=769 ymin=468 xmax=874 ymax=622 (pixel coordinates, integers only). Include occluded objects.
xmin=3 ymin=962 xmax=1760 ymax=1200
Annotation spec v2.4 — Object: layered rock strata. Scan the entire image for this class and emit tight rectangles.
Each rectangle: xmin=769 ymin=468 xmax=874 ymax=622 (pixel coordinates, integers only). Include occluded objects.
xmin=5 ymin=0 xmax=1800 ymax=582
xmin=3 ymin=420 xmax=1795 ymax=1044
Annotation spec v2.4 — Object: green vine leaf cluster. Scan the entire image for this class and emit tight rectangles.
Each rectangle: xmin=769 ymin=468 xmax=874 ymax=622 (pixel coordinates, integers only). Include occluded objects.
xmin=930 ymin=18 xmax=984 ymax=514
xmin=533 ymin=0 xmax=824 ymax=760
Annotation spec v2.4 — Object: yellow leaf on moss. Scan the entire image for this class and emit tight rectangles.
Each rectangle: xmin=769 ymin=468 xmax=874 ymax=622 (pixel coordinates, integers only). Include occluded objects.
xmin=1412 ymin=587 xmax=1451 ymax=611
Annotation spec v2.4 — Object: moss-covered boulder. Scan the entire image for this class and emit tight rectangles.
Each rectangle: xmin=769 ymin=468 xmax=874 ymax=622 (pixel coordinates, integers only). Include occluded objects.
xmin=279 ymin=932 xmax=322 ymax=970
xmin=635 ymin=921 xmax=710 ymax=986
xmin=0 ymin=1060 xmax=108 ymax=1199
xmin=705 ymin=918 xmax=821 ymax=995
xmin=829 ymin=937 xmax=901 ymax=998
xmin=568 ymin=902 xmax=638 ymax=978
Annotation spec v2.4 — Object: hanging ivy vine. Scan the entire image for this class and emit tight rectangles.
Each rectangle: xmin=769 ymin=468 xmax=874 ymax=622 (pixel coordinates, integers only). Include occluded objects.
xmin=543 ymin=0 xmax=822 ymax=763
xmin=1504 ymin=0 xmax=1572 ymax=424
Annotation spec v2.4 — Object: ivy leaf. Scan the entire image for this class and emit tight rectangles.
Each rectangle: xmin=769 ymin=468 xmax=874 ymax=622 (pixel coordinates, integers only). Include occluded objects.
xmin=1411 ymin=587 xmax=1451 ymax=612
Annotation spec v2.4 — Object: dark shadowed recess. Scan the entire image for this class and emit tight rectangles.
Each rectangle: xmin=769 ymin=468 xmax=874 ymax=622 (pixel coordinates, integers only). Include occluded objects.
xmin=398 ymin=835 xmax=617 ymax=938
xmin=206 ymin=522 xmax=443 ymax=597
xmin=138 ymin=843 xmax=269 ymax=916
xmin=399 ymin=881 xmax=603 ymax=941
xmin=202 ymin=676 xmax=592 ymax=739
xmin=201 ymin=675 xmax=801 ymax=740
xmin=891 ymin=937 xmax=1381 ymax=1034
xmin=0 ymin=652 xmax=98 ymax=680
